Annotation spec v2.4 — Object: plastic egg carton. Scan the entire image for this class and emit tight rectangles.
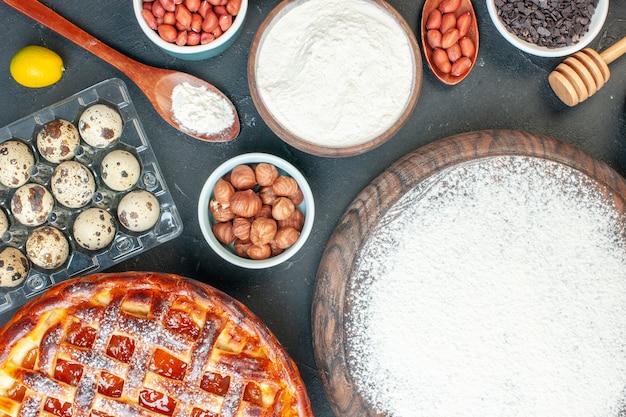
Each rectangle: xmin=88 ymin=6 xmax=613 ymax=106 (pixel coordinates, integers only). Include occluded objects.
xmin=0 ymin=78 xmax=183 ymax=320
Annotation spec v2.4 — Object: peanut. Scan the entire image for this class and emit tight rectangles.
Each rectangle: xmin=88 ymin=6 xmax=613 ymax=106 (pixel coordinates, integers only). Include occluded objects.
xmin=198 ymin=0 xmax=211 ymax=17
xmin=213 ymin=5 xmax=227 ymax=15
xmin=157 ymin=24 xmax=178 ymax=42
xmin=426 ymin=9 xmax=442 ymax=30
xmin=163 ymin=11 xmax=176 ymax=25
xmin=441 ymin=28 xmax=459 ymax=49
xmin=185 ymin=0 xmax=201 ymax=12
xmin=175 ymin=4 xmax=192 ymax=30
xmin=432 ymin=48 xmax=451 ymax=74
xmin=226 ymin=0 xmax=242 ymax=16
xmin=440 ymin=13 xmax=456 ymax=35
xmin=151 ymin=0 xmax=166 ymax=18
xmin=218 ymin=13 xmax=232 ymax=31
xmin=456 ymin=12 xmax=472 ymax=37
xmin=187 ymin=31 xmax=201 ymax=45
xmin=201 ymin=31 xmax=216 ymax=44
xmin=159 ymin=0 xmax=176 ymax=12
xmin=207 ymin=0 xmax=221 ymax=5
xmin=446 ymin=42 xmax=462 ymax=63
xmin=450 ymin=56 xmax=472 ymax=76
xmin=438 ymin=0 xmax=460 ymax=13
xmin=190 ymin=13 xmax=202 ymax=32
xmin=211 ymin=25 xmax=223 ymax=38
xmin=142 ymin=9 xmax=158 ymax=30
xmin=175 ymin=30 xmax=188 ymax=46
xmin=200 ymin=11 xmax=217 ymax=32
xmin=459 ymin=36 xmax=475 ymax=58
xmin=426 ymin=29 xmax=442 ymax=49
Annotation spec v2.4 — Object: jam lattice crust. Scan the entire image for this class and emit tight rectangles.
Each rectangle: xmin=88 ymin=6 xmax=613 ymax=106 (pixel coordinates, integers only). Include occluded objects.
xmin=0 ymin=272 xmax=313 ymax=417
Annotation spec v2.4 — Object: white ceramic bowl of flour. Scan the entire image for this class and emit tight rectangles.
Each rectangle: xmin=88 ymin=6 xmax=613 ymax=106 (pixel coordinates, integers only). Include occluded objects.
xmin=248 ymin=0 xmax=422 ymax=158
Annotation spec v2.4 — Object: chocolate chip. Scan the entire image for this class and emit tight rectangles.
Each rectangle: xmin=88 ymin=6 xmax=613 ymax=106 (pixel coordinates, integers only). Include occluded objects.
xmin=495 ymin=0 xmax=599 ymax=48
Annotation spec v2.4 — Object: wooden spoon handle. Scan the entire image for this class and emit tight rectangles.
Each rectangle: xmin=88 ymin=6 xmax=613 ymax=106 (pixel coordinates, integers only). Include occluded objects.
xmin=599 ymin=35 xmax=626 ymax=65
xmin=3 ymin=0 xmax=150 ymax=84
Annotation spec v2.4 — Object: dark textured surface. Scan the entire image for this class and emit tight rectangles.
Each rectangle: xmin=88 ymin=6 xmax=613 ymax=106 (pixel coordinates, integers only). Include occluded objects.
xmin=0 ymin=1 xmax=625 ymax=416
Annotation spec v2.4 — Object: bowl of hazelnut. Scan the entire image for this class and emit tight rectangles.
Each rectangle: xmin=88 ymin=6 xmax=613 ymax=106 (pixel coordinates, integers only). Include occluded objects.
xmin=134 ymin=0 xmax=248 ymax=60
xmin=198 ymin=153 xmax=315 ymax=268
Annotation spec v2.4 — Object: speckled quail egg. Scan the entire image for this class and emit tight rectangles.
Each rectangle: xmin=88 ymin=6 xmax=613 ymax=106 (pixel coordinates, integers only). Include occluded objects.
xmin=0 ymin=140 xmax=35 ymax=188
xmin=73 ymin=208 xmax=117 ymax=251
xmin=78 ymin=104 xmax=123 ymax=148
xmin=101 ymin=149 xmax=141 ymax=191
xmin=50 ymin=161 xmax=96 ymax=208
xmin=26 ymin=226 xmax=69 ymax=270
xmin=36 ymin=119 xmax=80 ymax=164
xmin=117 ymin=190 xmax=160 ymax=232
xmin=11 ymin=183 xmax=54 ymax=227
xmin=0 ymin=209 xmax=8 ymax=237
xmin=0 ymin=247 xmax=29 ymax=288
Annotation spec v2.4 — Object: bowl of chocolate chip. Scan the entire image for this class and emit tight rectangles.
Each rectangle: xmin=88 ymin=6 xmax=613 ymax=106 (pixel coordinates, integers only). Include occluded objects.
xmin=487 ymin=0 xmax=608 ymax=57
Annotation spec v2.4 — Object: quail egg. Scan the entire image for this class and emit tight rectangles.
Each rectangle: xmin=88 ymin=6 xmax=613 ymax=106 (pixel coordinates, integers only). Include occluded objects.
xmin=11 ymin=183 xmax=54 ymax=227
xmin=78 ymin=104 xmax=123 ymax=148
xmin=0 ymin=247 xmax=29 ymax=288
xmin=101 ymin=149 xmax=141 ymax=191
xmin=36 ymin=119 xmax=80 ymax=164
xmin=0 ymin=140 xmax=35 ymax=188
xmin=50 ymin=161 xmax=96 ymax=208
xmin=73 ymin=208 xmax=117 ymax=251
xmin=0 ymin=209 xmax=8 ymax=237
xmin=26 ymin=226 xmax=69 ymax=270
xmin=117 ymin=190 xmax=160 ymax=232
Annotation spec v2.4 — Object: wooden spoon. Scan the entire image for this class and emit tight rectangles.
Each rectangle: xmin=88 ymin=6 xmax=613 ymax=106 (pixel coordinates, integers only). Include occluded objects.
xmin=421 ymin=0 xmax=479 ymax=85
xmin=3 ymin=0 xmax=240 ymax=142
xmin=549 ymin=36 xmax=626 ymax=106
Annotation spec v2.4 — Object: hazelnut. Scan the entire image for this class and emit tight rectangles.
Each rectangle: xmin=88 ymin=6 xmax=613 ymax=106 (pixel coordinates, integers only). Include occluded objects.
xmin=250 ymin=217 xmax=277 ymax=246
xmin=232 ymin=217 xmax=251 ymax=241
xmin=259 ymin=186 xmax=277 ymax=205
xmin=230 ymin=165 xmax=257 ymax=190
xmin=272 ymin=176 xmax=299 ymax=196
xmin=275 ymin=227 xmax=300 ymax=249
xmin=213 ymin=178 xmax=235 ymax=204
xmin=210 ymin=199 xmax=235 ymax=222
xmin=270 ymin=240 xmax=284 ymax=256
xmin=212 ymin=222 xmax=235 ymax=245
xmin=234 ymin=239 xmax=252 ymax=258
xmin=289 ymin=188 xmax=304 ymax=206
xmin=255 ymin=163 xmax=279 ymax=187
xmin=255 ymin=204 xmax=273 ymax=219
xmin=247 ymin=244 xmax=271 ymax=260
xmin=278 ymin=208 xmax=305 ymax=232
xmin=272 ymin=197 xmax=295 ymax=221
xmin=230 ymin=190 xmax=262 ymax=217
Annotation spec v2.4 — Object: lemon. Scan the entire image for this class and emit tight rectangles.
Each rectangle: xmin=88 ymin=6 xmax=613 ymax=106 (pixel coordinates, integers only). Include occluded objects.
xmin=10 ymin=45 xmax=64 ymax=88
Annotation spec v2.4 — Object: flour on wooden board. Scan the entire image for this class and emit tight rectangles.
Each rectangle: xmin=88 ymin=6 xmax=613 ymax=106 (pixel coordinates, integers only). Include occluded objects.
xmin=346 ymin=155 xmax=626 ymax=417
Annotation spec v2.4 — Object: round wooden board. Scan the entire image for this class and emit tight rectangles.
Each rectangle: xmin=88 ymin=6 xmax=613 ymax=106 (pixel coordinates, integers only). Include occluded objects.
xmin=311 ymin=130 xmax=626 ymax=417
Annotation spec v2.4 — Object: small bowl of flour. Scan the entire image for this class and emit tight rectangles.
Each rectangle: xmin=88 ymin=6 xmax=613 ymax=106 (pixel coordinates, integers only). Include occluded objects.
xmin=248 ymin=0 xmax=422 ymax=158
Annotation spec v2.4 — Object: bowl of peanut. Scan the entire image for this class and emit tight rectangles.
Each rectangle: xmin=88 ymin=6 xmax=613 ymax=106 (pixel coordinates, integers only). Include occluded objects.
xmin=134 ymin=0 xmax=248 ymax=60
xmin=198 ymin=153 xmax=315 ymax=269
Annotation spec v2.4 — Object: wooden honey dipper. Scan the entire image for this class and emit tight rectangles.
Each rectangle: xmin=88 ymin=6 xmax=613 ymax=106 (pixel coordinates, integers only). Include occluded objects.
xmin=549 ymin=36 xmax=626 ymax=106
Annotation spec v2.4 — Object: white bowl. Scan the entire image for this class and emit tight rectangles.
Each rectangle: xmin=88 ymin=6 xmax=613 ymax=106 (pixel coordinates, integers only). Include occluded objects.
xmin=198 ymin=153 xmax=315 ymax=269
xmin=133 ymin=0 xmax=248 ymax=60
xmin=486 ymin=0 xmax=609 ymax=57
